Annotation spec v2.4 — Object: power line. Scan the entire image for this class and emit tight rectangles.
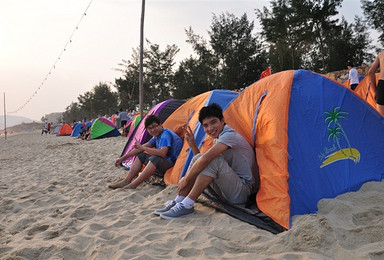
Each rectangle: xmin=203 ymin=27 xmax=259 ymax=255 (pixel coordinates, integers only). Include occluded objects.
xmin=8 ymin=0 xmax=95 ymax=114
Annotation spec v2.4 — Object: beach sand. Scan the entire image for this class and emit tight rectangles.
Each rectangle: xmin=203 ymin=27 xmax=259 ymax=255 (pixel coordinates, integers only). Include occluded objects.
xmin=1 ymin=132 xmax=384 ymax=259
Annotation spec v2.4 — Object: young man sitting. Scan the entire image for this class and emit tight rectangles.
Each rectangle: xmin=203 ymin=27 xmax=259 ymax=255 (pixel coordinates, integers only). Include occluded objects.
xmin=109 ymin=115 xmax=183 ymax=189
xmin=154 ymin=103 xmax=259 ymax=219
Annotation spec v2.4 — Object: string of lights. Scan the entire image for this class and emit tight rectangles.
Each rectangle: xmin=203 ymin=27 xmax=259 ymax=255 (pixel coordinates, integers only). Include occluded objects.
xmin=8 ymin=0 xmax=95 ymax=114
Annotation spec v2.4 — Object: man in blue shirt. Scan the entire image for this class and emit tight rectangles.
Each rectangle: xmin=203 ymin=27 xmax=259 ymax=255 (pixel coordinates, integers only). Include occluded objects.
xmin=109 ymin=115 xmax=183 ymax=189
xmin=119 ymin=108 xmax=128 ymax=128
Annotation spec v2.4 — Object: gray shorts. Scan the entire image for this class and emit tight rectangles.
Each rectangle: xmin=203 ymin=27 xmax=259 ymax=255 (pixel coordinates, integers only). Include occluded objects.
xmin=137 ymin=152 xmax=174 ymax=177
xmin=189 ymin=154 xmax=252 ymax=205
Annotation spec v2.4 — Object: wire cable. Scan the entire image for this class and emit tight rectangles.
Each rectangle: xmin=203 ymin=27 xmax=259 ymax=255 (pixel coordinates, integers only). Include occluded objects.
xmin=8 ymin=0 xmax=95 ymax=114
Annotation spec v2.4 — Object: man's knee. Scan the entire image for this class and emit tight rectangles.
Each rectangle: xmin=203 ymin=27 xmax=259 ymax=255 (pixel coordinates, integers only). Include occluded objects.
xmin=148 ymin=155 xmax=164 ymax=168
xmin=137 ymin=152 xmax=148 ymax=164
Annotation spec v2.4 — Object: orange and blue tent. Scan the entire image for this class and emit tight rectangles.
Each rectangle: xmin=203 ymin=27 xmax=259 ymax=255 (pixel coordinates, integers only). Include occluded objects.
xmin=163 ymin=70 xmax=384 ymax=233
xmin=352 ymin=73 xmax=379 ymax=110
xmin=220 ymin=69 xmax=384 ymax=231
xmin=163 ymin=89 xmax=239 ymax=185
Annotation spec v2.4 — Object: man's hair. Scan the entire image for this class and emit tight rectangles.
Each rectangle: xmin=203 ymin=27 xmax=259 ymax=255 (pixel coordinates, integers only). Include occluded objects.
xmin=198 ymin=103 xmax=223 ymax=123
xmin=145 ymin=115 xmax=161 ymax=128
xmin=347 ymin=61 xmax=354 ymax=67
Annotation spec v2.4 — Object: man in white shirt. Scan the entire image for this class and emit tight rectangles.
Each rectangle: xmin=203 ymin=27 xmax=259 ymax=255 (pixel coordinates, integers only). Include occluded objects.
xmin=347 ymin=62 xmax=359 ymax=91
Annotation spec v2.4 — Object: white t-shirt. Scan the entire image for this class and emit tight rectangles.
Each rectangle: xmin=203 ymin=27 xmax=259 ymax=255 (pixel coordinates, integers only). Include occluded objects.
xmin=349 ymin=68 xmax=359 ymax=85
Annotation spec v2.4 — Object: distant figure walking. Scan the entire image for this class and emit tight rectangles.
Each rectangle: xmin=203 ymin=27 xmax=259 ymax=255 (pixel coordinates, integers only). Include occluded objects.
xmin=41 ymin=122 xmax=48 ymax=135
xmin=368 ymin=51 xmax=384 ymax=117
xmin=119 ymin=108 xmax=128 ymax=128
xmin=347 ymin=62 xmax=359 ymax=91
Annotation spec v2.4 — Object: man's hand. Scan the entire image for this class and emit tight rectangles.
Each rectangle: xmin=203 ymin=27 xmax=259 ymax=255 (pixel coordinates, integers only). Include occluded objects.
xmin=114 ymin=158 xmax=122 ymax=167
xmin=184 ymin=126 xmax=196 ymax=147
xmin=134 ymin=138 xmax=144 ymax=152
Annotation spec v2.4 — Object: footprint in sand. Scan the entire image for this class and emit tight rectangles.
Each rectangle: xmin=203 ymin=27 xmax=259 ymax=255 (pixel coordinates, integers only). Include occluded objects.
xmin=352 ymin=208 xmax=383 ymax=226
xmin=177 ymin=248 xmax=203 ymax=257
xmin=70 ymin=206 xmax=96 ymax=221
xmin=25 ymin=224 xmax=50 ymax=240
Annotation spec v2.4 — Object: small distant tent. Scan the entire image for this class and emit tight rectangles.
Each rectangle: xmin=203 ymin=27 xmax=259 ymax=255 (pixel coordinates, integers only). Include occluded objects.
xmin=90 ymin=117 xmax=120 ymax=139
xmin=71 ymin=122 xmax=86 ymax=137
xmin=57 ymin=123 xmax=72 ymax=136
xmin=123 ymin=113 xmax=144 ymax=138
xmin=120 ymin=99 xmax=185 ymax=169
xmin=52 ymin=124 xmax=62 ymax=135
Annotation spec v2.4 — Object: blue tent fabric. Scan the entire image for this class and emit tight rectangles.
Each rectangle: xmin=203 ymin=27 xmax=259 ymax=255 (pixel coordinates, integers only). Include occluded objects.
xmin=287 ymin=70 xmax=384 ymax=227
xmin=71 ymin=123 xmax=85 ymax=137
xmin=52 ymin=124 xmax=62 ymax=135
xmin=180 ymin=89 xmax=239 ymax=178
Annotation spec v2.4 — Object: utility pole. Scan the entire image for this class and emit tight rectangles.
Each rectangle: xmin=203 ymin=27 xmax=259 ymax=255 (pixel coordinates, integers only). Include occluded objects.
xmin=3 ymin=92 xmax=7 ymax=140
xmin=139 ymin=0 xmax=145 ymax=119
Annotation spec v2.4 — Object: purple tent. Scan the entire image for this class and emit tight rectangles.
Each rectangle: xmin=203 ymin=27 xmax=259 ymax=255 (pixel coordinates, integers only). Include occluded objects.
xmin=121 ymin=99 xmax=185 ymax=169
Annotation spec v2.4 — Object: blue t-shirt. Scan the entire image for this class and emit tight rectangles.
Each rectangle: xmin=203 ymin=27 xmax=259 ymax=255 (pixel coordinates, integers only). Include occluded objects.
xmin=148 ymin=128 xmax=183 ymax=163
xmin=119 ymin=111 xmax=128 ymax=121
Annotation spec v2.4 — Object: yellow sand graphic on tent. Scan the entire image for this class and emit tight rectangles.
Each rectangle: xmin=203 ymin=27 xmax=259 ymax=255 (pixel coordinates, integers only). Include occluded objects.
xmin=320 ymin=148 xmax=360 ymax=168
xmin=321 ymin=106 xmax=360 ymax=168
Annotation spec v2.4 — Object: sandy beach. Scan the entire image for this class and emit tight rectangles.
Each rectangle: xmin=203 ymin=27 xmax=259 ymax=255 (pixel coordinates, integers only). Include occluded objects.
xmin=1 ymin=132 xmax=384 ymax=259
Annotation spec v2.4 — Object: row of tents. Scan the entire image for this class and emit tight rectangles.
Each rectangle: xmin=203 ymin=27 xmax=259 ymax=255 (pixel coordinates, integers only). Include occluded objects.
xmin=52 ymin=69 xmax=384 ymax=233
xmin=51 ymin=114 xmax=144 ymax=140
xmin=117 ymin=69 xmax=384 ymax=233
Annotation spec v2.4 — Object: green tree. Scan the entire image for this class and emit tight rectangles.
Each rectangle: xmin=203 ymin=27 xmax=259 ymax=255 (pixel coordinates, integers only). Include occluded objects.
xmin=114 ymin=51 xmax=140 ymax=110
xmin=77 ymin=91 xmax=94 ymax=120
xmin=172 ymin=27 xmax=218 ymax=99
xmin=257 ymin=0 xmax=308 ymax=71
xmin=76 ymin=82 xmax=118 ymax=120
xmin=173 ymin=12 xmax=267 ymax=98
xmin=62 ymin=102 xmax=84 ymax=123
xmin=306 ymin=0 xmax=343 ymax=72
xmin=115 ymin=42 xmax=179 ymax=108
xmin=352 ymin=16 xmax=374 ymax=64
xmin=209 ymin=12 xmax=268 ymax=89
xmin=361 ymin=0 xmax=384 ymax=48
xmin=145 ymin=41 xmax=179 ymax=102
xmin=91 ymin=82 xmax=118 ymax=117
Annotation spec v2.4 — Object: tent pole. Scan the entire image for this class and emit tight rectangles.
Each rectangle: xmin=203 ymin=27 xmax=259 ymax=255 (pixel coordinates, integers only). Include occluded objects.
xmin=3 ymin=92 xmax=6 ymax=140
xmin=139 ymin=0 xmax=145 ymax=119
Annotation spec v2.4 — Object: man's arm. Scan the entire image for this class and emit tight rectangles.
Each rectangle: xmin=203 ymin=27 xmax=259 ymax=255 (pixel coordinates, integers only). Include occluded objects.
xmin=369 ymin=57 xmax=379 ymax=91
xmin=137 ymin=142 xmax=169 ymax=158
xmin=114 ymin=142 xmax=153 ymax=167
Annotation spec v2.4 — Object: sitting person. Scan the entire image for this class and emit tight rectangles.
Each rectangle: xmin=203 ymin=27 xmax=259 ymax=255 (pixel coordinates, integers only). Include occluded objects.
xmin=154 ymin=103 xmax=259 ymax=219
xmin=78 ymin=126 xmax=87 ymax=139
xmin=109 ymin=115 xmax=183 ymax=189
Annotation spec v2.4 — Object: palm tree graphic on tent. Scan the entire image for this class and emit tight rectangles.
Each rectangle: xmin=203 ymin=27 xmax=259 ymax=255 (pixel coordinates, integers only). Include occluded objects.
xmin=320 ymin=106 xmax=360 ymax=168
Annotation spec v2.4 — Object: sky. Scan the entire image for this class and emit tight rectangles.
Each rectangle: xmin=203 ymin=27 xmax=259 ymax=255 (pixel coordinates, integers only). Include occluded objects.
xmin=0 ymin=0 xmax=371 ymax=121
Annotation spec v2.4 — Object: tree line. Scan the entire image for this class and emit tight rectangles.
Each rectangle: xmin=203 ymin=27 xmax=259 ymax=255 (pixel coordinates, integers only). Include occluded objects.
xmin=62 ymin=0 xmax=384 ymax=123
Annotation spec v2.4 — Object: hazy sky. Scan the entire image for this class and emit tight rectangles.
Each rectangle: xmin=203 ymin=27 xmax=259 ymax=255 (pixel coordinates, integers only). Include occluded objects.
xmin=0 ymin=0 xmax=370 ymax=121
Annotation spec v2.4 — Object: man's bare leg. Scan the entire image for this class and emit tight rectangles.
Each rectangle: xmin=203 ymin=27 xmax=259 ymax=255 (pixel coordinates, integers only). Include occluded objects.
xmin=108 ymin=157 xmax=143 ymax=189
xmin=123 ymin=162 xmax=157 ymax=189
xmin=185 ymin=174 xmax=213 ymax=201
